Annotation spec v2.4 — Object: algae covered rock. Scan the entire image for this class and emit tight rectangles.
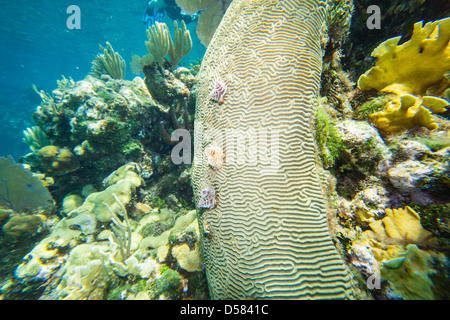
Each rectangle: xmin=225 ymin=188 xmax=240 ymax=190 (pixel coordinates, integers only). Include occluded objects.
xmin=396 ymin=140 xmax=432 ymax=160
xmin=335 ymin=119 xmax=391 ymax=175
xmin=381 ymin=244 xmax=448 ymax=300
xmin=143 ymin=62 xmax=191 ymax=107
xmin=350 ymin=185 xmax=390 ymax=225
xmin=386 ymin=144 xmax=450 ymax=201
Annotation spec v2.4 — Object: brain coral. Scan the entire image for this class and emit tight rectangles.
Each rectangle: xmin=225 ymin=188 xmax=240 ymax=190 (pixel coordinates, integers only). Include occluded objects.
xmin=192 ymin=0 xmax=353 ymax=299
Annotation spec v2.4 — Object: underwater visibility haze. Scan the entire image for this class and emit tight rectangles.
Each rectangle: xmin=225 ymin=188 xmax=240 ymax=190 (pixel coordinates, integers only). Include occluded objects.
xmin=0 ymin=0 xmax=449 ymax=301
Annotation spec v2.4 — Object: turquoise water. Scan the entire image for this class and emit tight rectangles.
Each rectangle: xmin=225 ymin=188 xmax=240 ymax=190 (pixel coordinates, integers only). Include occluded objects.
xmin=0 ymin=0 xmax=204 ymax=158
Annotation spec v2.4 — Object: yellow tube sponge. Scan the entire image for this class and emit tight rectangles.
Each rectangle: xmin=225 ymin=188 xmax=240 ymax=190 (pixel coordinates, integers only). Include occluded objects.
xmin=368 ymin=94 xmax=449 ymax=134
xmin=358 ymin=17 xmax=450 ymax=96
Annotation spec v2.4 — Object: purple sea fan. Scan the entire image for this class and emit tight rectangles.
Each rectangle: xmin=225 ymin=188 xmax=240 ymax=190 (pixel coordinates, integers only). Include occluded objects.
xmin=209 ymin=80 xmax=227 ymax=103
xmin=198 ymin=186 xmax=216 ymax=209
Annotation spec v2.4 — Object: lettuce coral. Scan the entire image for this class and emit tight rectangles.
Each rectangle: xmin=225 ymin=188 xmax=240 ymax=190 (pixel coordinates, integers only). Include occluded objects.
xmin=351 ymin=206 xmax=433 ymax=267
xmin=357 ymin=17 xmax=450 ymax=134
xmin=368 ymin=94 xmax=448 ymax=134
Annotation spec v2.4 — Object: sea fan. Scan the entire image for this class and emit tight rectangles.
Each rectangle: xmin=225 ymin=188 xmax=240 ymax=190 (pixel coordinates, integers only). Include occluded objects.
xmin=0 ymin=157 xmax=53 ymax=211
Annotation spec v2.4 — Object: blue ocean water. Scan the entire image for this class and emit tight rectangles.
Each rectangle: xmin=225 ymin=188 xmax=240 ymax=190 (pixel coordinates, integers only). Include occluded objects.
xmin=0 ymin=0 xmax=205 ymax=159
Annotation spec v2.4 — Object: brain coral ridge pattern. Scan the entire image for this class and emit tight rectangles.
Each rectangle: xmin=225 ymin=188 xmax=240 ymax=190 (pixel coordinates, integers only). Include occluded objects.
xmin=192 ymin=0 xmax=353 ymax=299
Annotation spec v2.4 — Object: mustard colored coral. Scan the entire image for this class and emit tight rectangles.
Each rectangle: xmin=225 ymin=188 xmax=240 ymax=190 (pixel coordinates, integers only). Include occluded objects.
xmin=357 ymin=17 xmax=450 ymax=95
xmin=368 ymin=94 xmax=449 ymax=134
xmin=368 ymin=206 xmax=431 ymax=243
xmin=358 ymin=17 xmax=450 ymax=134
xmin=352 ymin=206 xmax=433 ymax=265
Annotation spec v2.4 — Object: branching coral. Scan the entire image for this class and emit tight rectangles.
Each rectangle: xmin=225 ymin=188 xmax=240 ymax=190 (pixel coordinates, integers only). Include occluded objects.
xmin=145 ymin=21 xmax=171 ymax=66
xmin=91 ymin=42 xmax=126 ymax=79
xmin=369 ymin=94 xmax=449 ymax=134
xmin=168 ymin=20 xmax=192 ymax=70
xmin=103 ymin=193 xmax=132 ymax=262
xmin=23 ymin=126 xmax=50 ymax=153
xmin=145 ymin=21 xmax=192 ymax=70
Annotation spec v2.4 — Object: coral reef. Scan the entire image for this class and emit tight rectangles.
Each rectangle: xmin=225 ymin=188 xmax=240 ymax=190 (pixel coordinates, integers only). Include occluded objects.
xmin=2 ymin=164 xmax=207 ymax=300
xmin=28 ymin=67 xmax=196 ymax=204
xmin=3 ymin=0 xmax=449 ymax=302
xmin=381 ymin=244 xmax=448 ymax=300
xmin=316 ymin=10 xmax=450 ymax=300
xmin=36 ymin=145 xmax=80 ymax=175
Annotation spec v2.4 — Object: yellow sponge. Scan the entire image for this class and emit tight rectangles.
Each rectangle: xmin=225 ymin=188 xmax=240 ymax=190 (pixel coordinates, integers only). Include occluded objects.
xmin=358 ymin=17 xmax=450 ymax=95
xmin=368 ymin=94 xmax=449 ymax=134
